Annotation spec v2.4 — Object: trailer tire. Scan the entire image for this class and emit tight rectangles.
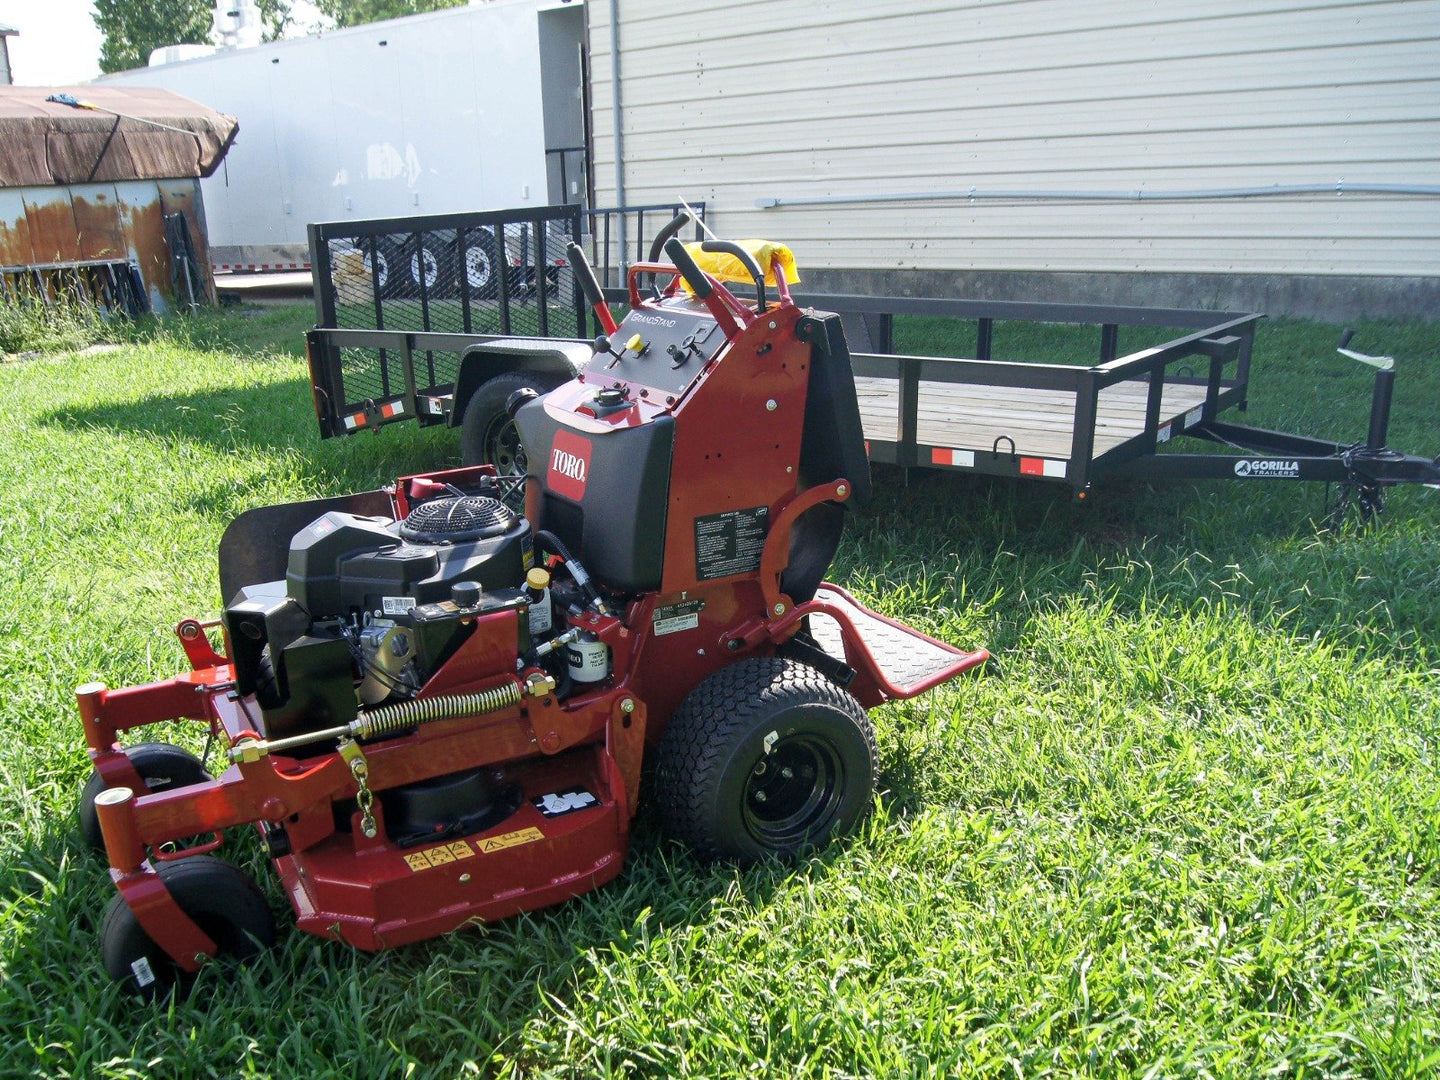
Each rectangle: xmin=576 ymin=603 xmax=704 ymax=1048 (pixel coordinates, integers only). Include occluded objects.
xmin=78 ymin=743 xmax=210 ymax=855
xmin=460 ymin=371 xmax=564 ymax=476
xmin=101 ymin=857 xmax=275 ymax=999
xmin=654 ymin=656 xmax=876 ymax=863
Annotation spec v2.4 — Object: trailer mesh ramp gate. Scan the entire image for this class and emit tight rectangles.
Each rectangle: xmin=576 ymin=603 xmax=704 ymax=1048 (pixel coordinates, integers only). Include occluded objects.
xmin=311 ymin=206 xmax=586 ymax=341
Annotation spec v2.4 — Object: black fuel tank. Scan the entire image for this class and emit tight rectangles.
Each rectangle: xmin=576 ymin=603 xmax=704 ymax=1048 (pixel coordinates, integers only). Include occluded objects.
xmin=514 ymin=402 xmax=673 ymax=594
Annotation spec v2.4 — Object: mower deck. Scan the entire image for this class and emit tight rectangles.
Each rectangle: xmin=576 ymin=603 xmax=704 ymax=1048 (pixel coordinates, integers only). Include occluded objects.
xmin=279 ymin=743 xmax=625 ymax=950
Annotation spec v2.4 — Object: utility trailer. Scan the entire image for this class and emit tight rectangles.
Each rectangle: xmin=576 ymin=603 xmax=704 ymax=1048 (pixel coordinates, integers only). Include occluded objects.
xmin=308 ymin=287 xmax=1440 ymax=518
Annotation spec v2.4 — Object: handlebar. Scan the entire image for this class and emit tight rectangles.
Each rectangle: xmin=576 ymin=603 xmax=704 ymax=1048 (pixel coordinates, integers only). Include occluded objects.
xmin=663 ymin=238 xmax=713 ymax=299
xmin=699 ymin=241 xmax=766 ymax=312
xmin=647 ymin=211 xmax=694 ymax=264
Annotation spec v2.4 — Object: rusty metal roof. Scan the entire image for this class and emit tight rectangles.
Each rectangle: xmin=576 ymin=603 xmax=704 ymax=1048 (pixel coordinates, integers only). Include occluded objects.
xmin=0 ymin=86 xmax=237 ymax=187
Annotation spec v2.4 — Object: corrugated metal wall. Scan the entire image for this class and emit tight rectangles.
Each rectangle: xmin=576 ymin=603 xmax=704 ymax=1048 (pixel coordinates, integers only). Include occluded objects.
xmin=589 ymin=0 xmax=1440 ymax=280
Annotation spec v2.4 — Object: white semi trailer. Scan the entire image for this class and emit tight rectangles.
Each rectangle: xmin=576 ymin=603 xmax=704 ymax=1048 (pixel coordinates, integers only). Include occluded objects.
xmin=102 ymin=0 xmax=587 ymax=274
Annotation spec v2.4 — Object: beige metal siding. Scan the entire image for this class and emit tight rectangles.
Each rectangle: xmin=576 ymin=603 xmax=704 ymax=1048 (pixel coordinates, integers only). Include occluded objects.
xmin=590 ymin=0 xmax=1440 ymax=276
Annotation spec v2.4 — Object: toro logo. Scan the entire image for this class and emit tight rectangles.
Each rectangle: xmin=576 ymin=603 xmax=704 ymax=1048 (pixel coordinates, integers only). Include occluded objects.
xmin=547 ymin=429 xmax=593 ymax=501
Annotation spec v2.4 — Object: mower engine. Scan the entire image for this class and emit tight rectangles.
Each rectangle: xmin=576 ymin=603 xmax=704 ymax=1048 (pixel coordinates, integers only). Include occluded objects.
xmin=75 ymin=216 xmax=989 ymax=998
xmin=228 ymin=487 xmax=532 ymax=730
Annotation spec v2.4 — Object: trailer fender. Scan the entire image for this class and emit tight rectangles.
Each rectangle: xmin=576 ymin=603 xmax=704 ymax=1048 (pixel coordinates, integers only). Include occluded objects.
xmin=451 ymin=339 xmax=590 ymax=428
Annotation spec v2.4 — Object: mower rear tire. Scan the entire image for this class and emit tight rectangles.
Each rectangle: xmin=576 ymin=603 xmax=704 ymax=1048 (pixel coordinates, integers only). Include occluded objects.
xmin=78 ymin=743 xmax=210 ymax=854
xmin=654 ymin=656 xmax=876 ymax=863
xmin=460 ymin=371 xmax=564 ymax=477
xmin=101 ymin=857 xmax=275 ymax=999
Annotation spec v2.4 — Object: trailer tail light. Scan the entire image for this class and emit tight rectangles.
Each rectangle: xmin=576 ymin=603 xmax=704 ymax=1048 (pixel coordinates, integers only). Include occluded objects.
xmin=343 ymin=400 xmax=405 ymax=430
xmin=1019 ymin=456 xmax=1067 ymax=479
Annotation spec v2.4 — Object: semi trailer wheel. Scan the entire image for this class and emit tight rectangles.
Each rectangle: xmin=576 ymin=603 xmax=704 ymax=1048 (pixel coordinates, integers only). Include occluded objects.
xmin=409 ymin=237 xmax=455 ymax=298
xmin=459 ymin=371 xmax=564 ymax=476
xmin=78 ymin=742 xmax=210 ymax=854
xmin=101 ymin=857 xmax=275 ymax=999
xmin=654 ymin=657 xmax=877 ymax=862
xmin=461 ymin=228 xmax=500 ymax=298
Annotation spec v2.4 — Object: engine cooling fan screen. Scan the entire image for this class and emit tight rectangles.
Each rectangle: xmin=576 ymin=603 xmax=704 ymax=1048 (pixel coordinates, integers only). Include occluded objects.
xmin=399 ymin=496 xmax=515 ymax=542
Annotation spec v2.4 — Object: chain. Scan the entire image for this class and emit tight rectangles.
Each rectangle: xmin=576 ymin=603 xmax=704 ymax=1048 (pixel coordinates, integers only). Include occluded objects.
xmin=338 ymin=739 xmax=378 ymax=838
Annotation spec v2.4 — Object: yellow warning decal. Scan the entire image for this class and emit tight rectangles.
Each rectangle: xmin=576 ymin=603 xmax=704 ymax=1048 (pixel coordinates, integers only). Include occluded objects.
xmin=478 ymin=826 xmax=545 ymax=853
xmin=403 ymin=840 xmax=475 ymax=873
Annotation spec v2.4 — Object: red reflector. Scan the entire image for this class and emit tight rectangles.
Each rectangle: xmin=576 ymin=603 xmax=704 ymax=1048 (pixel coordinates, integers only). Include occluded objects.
xmin=1019 ymin=457 xmax=1045 ymax=475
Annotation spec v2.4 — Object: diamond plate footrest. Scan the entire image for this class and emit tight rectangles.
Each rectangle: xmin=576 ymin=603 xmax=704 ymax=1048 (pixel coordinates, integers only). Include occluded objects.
xmin=805 ymin=583 xmax=987 ymax=700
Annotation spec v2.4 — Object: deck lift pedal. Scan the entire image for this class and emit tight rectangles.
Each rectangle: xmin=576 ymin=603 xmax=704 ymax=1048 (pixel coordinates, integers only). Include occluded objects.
xmin=75 ymin=216 xmax=988 ymax=996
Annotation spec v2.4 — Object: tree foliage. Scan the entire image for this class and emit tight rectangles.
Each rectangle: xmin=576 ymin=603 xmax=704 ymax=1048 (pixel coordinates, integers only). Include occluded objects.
xmin=313 ymin=0 xmax=467 ymax=30
xmin=92 ymin=0 xmax=293 ymax=74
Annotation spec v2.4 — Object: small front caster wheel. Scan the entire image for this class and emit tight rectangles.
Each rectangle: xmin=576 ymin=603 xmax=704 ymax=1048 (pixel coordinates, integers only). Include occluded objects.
xmin=78 ymin=742 xmax=210 ymax=854
xmin=102 ymin=857 xmax=275 ymax=999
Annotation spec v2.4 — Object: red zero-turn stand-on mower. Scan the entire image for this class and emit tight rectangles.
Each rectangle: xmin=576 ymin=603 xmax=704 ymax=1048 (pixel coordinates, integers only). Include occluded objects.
xmin=76 ymin=217 xmax=989 ymax=996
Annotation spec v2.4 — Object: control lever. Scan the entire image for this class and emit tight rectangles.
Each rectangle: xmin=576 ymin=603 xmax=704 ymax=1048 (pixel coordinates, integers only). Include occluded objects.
xmin=594 ymin=334 xmax=624 ymax=368
xmin=567 ymin=242 xmax=618 ymax=335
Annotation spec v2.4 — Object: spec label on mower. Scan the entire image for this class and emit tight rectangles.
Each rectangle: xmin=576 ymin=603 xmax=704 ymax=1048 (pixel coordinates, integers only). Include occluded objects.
xmin=652 ymin=599 xmax=704 ymax=636
xmin=403 ymin=840 xmax=476 ymax=872
xmin=479 ymin=826 xmax=545 ymax=853
xmin=694 ymin=506 xmax=768 ymax=581
xmin=382 ymin=596 xmax=417 ymax=615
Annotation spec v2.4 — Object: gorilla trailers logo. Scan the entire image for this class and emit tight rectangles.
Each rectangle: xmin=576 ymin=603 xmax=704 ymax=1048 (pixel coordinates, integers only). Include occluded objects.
xmin=1234 ymin=459 xmax=1299 ymax=478
xmin=547 ymin=429 xmax=592 ymax=501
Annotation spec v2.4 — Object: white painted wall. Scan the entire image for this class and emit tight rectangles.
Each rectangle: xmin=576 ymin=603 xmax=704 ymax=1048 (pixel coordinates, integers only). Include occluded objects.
xmin=102 ymin=1 xmax=552 ymax=253
xmin=589 ymin=0 xmax=1440 ymax=278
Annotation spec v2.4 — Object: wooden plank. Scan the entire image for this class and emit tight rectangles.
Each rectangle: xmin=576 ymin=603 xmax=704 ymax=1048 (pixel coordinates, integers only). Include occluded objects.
xmin=855 ymin=375 xmax=1210 ymax=461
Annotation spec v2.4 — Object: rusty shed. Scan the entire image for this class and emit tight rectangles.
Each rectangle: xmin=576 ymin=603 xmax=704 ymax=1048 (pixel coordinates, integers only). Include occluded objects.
xmin=0 ymin=85 xmax=237 ymax=314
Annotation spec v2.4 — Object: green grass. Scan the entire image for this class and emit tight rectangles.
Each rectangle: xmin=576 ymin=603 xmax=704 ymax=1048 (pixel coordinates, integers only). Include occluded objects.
xmin=0 ymin=305 xmax=1437 ymax=1078
xmin=1 ymin=297 xmax=118 ymax=357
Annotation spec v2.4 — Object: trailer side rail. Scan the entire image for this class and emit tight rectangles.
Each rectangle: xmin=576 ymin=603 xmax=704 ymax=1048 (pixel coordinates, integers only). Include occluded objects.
xmin=819 ymin=297 xmax=1262 ymax=492
xmin=307 ymin=329 xmax=509 ymax=438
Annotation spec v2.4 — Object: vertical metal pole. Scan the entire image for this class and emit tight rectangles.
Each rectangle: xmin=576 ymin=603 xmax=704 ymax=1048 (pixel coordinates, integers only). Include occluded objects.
xmin=1100 ymin=323 xmax=1119 ymax=364
xmin=898 ymin=356 xmax=921 ymax=468
xmin=609 ymin=0 xmax=627 ymax=274
xmin=458 ymin=227 xmax=473 ymax=335
xmin=1069 ymin=369 xmax=1099 ymax=491
xmin=976 ymin=318 xmax=993 ymax=362
xmin=1367 ymin=370 xmax=1395 ymax=450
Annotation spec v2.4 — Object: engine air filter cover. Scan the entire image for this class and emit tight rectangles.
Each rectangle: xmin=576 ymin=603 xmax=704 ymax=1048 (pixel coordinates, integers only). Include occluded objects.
xmin=400 ymin=496 xmax=514 ymax=543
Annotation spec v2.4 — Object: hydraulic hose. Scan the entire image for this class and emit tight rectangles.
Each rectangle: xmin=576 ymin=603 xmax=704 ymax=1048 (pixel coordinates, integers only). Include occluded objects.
xmin=535 ymin=530 xmax=610 ymax=615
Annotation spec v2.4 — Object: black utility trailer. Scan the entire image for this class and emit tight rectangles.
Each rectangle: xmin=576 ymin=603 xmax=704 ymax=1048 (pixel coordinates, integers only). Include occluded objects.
xmin=812 ymin=295 xmax=1439 ymax=516
xmin=305 ymin=269 xmax=1439 ymax=518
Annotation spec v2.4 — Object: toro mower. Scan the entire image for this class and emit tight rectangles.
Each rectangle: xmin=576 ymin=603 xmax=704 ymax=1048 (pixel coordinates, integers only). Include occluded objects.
xmin=76 ymin=217 xmax=988 ymax=996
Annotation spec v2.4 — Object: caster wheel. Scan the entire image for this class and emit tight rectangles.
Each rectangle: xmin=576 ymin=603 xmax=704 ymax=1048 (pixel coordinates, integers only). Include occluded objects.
xmin=101 ymin=857 xmax=275 ymax=999
xmin=78 ymin=742 xmax=209 ymax=854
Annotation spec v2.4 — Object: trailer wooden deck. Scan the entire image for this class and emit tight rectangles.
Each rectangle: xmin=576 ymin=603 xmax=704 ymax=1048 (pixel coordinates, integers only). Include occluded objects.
xmin=854 ymin=376 xmax=1211 ymax=461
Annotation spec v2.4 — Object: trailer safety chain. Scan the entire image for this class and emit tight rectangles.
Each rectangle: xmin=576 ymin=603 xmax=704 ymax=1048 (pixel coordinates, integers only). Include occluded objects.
xmin=338 ymin=739 xmax=378 ymax=838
